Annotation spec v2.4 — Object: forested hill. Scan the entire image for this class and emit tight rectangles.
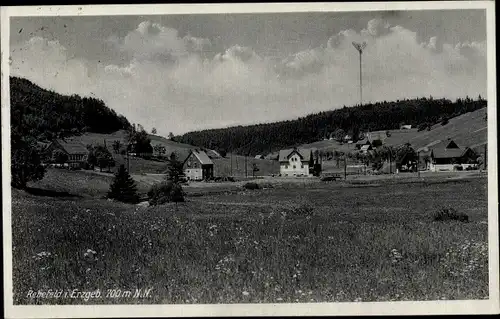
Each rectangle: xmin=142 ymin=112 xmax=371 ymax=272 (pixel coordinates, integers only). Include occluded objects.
xmin=176 ymin=96 xmax=487 ymax=156
xmin=10 ymin=76 xmax=131 ymax=141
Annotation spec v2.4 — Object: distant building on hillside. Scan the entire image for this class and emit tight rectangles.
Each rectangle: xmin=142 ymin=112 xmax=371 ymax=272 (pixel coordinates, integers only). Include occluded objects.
xmin=400 ymin=124 xmax=412 ymax=130
xmin=355 ymin=139 xmax=371 ymax=150
xmin=182 ymin=149 xmax=214 ymax=181
xmin=46 ymin=138 xmax=89 ymax=169
xmin=278 ymin=147 xmax=319 ymax=177
xmin=366 ymin=131 xmax=384 ymax=143
xmin=428 ymin=139 xmax=478 ymax=171
xmin=254 ymin=154 xmax=264 ymax=159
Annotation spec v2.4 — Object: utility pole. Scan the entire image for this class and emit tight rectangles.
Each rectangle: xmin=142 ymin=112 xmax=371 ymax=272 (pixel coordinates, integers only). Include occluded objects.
xmin=352 ymin=41 xmax=367 ymax=106
xmin=344 ymin=156 xmax=347 ymax=180
xmin=484 ymin=144 xmax=487 ymax=170
xmin=245 ymin=153 xmax=248 ymax=178
xmin=230 ymin=152 xmax=233 ymax=176
xmin=417 ymin=151 xmax=420 ymax=178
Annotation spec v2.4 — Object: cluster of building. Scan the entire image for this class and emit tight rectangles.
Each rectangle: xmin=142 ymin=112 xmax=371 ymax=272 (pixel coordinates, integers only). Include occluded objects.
xmin=44 ymin=134 xmax=484 ymax=180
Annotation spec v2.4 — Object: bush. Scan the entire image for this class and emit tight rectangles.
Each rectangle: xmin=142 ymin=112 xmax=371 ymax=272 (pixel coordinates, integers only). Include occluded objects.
xmin=283 ymin=203 xmax=315 ymax=220
xmin=148 ymin=181 xmax=185 ymax=205
xmin=441 ymin=118 xmax=449 ymax=126
xmin=243 ymin=182 xmax=260 ymax=190
xmin=433 ymin=207 xmax=469 ymax=222
xmin=454 ymin=165 xmax=463 ymax=171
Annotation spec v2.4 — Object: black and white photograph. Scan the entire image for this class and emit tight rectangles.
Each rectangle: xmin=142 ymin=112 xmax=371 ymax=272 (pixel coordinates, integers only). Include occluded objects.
xmin=1 ymin=2 xmax=498 ymax=318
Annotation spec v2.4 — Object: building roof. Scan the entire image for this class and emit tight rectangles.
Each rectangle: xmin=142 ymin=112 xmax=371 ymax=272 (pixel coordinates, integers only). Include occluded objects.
xmin=188 ymin=149 xmax=214 ymax=165
xmin=432 ymin=148 xmax=467 ymax=159
xmin=54 ymin=139 xmax=88 ymax=155
xmin=356 ymin=138 xmax=370 ymax=145
xmin=360 ymin=145 xmax=372 ymax=151
xmin=279 ymin=148 xmax=315 ymax=162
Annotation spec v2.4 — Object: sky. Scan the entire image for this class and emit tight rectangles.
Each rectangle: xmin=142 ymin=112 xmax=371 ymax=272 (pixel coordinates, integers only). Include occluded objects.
xmin=9 ymin=10 xmax=487 ymax=136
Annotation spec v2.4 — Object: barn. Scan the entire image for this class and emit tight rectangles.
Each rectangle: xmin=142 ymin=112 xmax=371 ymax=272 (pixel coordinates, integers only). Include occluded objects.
xmin=46 ymin=138 xmax=89 ymax=169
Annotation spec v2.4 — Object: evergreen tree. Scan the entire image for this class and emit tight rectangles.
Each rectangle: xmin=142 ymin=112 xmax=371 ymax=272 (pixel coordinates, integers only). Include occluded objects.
xmin=112 ymin=140 xmax=122 ymax=154
xmin=11 ymin=135 xmax=46 ymax=189
xmin=166 ymin=155 xmax=184 ymax=183
xmin=108 ymin=164 xmax=139 ymax=203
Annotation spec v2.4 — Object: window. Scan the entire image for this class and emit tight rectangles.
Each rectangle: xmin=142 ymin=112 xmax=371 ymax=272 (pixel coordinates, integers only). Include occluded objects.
xmin=301 ymin=165 xmax=304 ymax=169
xmin=293 ymin=165 xmax=296 ymax=169
xmin=285 ymin=164 xmax=288 ymax=169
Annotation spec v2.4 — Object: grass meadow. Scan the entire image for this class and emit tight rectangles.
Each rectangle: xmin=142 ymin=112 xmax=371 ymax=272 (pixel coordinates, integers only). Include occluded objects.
xmin=11 ymin=171 xmax=488 ymax=304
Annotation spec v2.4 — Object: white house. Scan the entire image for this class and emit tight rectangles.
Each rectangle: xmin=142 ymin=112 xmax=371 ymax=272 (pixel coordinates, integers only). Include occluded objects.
xmin=182 ymin=149 xmax=214 ymax=181
xmin=400 ymin=124 xmax=412 ymax=130
xmin=278 ymin=148 xmax=316 ymax=177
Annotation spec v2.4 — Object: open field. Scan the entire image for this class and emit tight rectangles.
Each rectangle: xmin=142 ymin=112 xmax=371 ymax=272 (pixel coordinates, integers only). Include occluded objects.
xmin=12 ymin=171 xmax=488 ymax=304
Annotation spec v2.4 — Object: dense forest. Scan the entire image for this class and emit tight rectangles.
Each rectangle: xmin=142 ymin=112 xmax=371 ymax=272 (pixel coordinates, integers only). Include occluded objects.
xmin=176 ymin=96 xmax=487 ymax=156
xmin=10 ymin=76 xmax=131 ymax=142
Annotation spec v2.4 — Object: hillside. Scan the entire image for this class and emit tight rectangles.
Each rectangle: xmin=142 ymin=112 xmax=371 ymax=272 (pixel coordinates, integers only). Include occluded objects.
xmin=10 ymin=76 xmax=130 ymax=141
xmin=175 ymin=96 xmax=487 ymax=156
xmin=297 ymin=108 xmax=487 ymax=153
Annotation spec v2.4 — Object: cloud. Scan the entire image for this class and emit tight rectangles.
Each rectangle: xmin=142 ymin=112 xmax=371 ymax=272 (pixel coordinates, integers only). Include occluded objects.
xmin=10 ymin=19 xmax=487 ymax=136
xmin=361 ymin=18 xmax=391 ymax=37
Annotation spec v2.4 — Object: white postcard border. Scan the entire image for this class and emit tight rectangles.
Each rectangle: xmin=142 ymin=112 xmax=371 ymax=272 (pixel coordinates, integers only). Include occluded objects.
xmin=1 ymin=2 xmax=498 ymax=318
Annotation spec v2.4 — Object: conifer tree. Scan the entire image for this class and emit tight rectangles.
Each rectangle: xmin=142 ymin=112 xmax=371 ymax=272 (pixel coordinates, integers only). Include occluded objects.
xmin=108 ymin=164 xmax=139 ymax=203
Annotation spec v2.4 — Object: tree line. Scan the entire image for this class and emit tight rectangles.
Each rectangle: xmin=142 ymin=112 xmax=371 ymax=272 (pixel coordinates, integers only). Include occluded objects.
xmin=175 ymin=96 xmax=486 ymax=156
xmin=10 ymin=76 xmax=131 ymax=142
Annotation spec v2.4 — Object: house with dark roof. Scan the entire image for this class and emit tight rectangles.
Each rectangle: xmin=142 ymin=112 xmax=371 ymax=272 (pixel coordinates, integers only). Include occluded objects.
xmin=278 ymin=147 xmax=319 ymax=177
xmin=182 ymin=149 xmax=214 ymax=181
xmin=355 ymin=138 xmax=371 ymax=150
xmin=428 ymin=139 xmax=478 ymax=171
xmin=47 ymin=138 xmax=89 ymax=169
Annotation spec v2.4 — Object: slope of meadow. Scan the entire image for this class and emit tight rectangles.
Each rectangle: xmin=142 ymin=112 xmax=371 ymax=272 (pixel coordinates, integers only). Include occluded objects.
xmin=297 ymin=108 xmax=487 ymax=155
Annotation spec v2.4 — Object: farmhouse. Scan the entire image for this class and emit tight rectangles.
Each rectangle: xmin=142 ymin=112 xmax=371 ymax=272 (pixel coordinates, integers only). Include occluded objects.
xmin=47 ymin=138 xmax=89 ymax=169
xmin=182 ymin=149 xmax=214 ymax=181
xmin=428 ymin=139 xmax=478 ymax=171
xmin=400 ymin=124 xmax=412 ymax=130
xmin=279 ymin=148 xmax=318 ymax=177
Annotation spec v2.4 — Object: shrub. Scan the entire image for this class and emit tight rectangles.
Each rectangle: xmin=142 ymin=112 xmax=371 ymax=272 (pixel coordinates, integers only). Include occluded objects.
xmin=433 ymin=207 xmax=469 ymax=222
xmin=441 ymin=118 xmax=449 ymax=126
xmin=454 ymin=165 xmax=463 ymax=171
xmin=243 ymin=182 xmax=260 ymax=190
xmin=148 ymin=181 xmax=185 ymax=205
xmin=281 ymin=203 xmax=315 ymax=221
xmin=320 ymin=176 xmax=336 ymax=182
